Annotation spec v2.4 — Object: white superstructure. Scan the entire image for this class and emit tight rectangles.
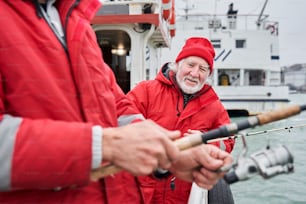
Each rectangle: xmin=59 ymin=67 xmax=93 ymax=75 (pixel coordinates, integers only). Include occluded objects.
xmin=92 ymin=0 xmax=289 ymax=116
xmin=160 ymin=1 xmax=289 ymax=116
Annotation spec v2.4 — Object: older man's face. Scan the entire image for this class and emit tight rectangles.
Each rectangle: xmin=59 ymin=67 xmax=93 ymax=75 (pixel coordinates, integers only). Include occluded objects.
xmin=176 ymin=56 xmax=210 ymax=94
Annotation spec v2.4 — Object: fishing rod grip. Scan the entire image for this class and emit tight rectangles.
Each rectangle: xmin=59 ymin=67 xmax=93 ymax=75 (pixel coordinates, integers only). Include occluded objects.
xmin=91 ymin=163 xmax=122 ymax=181
xmin=173 ymin=133 xmax=203 ymax=150
xmin=257 ymin=104 xmax=303 ymax=125
xmin=90 ymin=134 xmax=203 ymax=180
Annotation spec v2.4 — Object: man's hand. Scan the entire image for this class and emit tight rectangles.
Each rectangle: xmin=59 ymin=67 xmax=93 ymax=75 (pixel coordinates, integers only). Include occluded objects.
xmin=183 ymin=129 xmax=202 ymax=137
xmin=168 ymin=144 xmax=233 ymax=190
xmin=102 ymin=120 xmax=181 ymax=176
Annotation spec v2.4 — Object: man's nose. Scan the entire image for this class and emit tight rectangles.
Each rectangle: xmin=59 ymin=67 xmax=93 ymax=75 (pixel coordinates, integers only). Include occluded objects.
xmin=189 ymin=67 xmax=200 ymax=76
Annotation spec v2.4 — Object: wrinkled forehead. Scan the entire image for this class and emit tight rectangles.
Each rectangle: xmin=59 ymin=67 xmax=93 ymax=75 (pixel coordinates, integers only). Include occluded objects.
xmin=182 ymin=56 xmax=209 ymax=67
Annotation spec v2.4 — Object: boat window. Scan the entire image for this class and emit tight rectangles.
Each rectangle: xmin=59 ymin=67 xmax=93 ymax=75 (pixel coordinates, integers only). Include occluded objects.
xmin=211 ymin=39 xmax=221 ymax=48
xmin=246 ymin=70 xmax=265 ymax=86
xmin=217 ymin=69 xmax=240 ymax=86
xmin=236 ymin=39 xmax=246 ymax=48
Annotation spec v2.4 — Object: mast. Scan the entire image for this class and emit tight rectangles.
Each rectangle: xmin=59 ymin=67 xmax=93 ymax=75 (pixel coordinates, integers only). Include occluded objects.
xmin=181 ymin=0 xmax=194 ymax=20
xmin=256 ymin=0 xmax=269 ymax=28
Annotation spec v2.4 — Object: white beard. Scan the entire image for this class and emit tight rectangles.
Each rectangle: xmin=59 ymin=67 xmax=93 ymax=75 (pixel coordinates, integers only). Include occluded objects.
xmin=176 ymin=75 xmax=205 ymax=94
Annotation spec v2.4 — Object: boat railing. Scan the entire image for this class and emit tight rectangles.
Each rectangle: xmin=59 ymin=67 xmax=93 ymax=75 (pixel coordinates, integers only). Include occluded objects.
xmin=96 ymin=0 xmax=174 ymax=47
xmin=176 ymin=13 xmax=278 ymax=35
xmin=99 ymin=0 xmax=162 ymax=16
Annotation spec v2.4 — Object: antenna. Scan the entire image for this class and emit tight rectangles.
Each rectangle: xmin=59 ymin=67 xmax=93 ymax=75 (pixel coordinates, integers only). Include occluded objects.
xmin=181 ymin=0 xmax=194 ymax=20
xmin=256 ymin=0 xmax=269 ymax=28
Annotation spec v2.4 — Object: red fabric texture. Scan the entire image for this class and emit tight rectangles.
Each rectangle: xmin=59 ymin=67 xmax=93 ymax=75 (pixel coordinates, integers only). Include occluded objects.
xmin=0 ymin=0 xmax=142 ymax=203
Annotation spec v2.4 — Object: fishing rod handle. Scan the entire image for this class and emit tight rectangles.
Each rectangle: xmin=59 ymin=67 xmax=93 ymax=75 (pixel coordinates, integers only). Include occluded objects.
xmin=173 ymin=133 xmax=203 ymax=150
xmin=90 ymin=134 xmax=203 ymax=180
xmin=257 ymin=104 xmax=302 ymax=125
xmin=91 ymin=164 xmax=122 ymax=181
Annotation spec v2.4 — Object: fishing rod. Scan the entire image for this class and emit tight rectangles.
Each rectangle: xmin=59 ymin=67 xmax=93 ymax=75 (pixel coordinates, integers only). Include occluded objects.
xmin=90 ymin=104 xmax=306 ymax=180
xmin=208 ymin=123 xmax=306 ymax=143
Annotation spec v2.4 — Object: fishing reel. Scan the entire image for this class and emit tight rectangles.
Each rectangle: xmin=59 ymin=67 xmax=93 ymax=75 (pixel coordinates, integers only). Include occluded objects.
xmin=224 ymin=134 xmax=294 ymax=184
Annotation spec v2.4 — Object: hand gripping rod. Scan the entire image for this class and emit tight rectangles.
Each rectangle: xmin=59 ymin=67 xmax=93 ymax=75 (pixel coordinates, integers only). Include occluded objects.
xmin=90 ymin=104 xmax=306 ymax=180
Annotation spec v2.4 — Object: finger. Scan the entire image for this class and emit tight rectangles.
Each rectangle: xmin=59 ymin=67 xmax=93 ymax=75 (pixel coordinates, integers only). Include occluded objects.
xmin=207 ymin=145 xmax=233 ymax=167
xmin=192 ymin=169 xmax=219 ymax=190
xmin=146 ymin=121 xmax=181 ymax=168
xmin=193 ymin=145 xmax=224 ymax=171
xmin=189 ymin=129 xmax=200 ymax=134
xmin=159 ymin=130 xmax=181 ymax=162
xmin=158 ymin=156 xmax=172 ymax=170
xmin=147 ymin=119 xmax=181 ymax=141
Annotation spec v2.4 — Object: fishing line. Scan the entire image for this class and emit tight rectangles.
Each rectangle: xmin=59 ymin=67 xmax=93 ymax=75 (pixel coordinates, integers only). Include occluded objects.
xmin=208 ymin=123 xmax=306 ymax=143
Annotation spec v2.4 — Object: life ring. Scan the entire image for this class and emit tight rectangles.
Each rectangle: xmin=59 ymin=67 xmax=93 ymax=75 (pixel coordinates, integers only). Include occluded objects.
xmin=266 ymin=24 xmax=276 ymax=34
xmin=169 ymin=0 xmax=175 ymax=37
xmin=162 ymin=0 xmax=172 ymax=21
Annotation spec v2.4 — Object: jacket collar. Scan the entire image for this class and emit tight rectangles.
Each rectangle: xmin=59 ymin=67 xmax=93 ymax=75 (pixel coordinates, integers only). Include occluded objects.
xmin=30 ymin=0 xmax=101 ymax=21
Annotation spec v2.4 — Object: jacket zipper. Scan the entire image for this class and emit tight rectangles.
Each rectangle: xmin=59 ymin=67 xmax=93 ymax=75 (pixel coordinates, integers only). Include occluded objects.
xmin=39 ymin=6 xmax=68 ymax=52
xmin=63 ymin=0 xmax=87 ymax=122
xmin=34 ymin=0 xmax=87 ymax=122
xmin=63 ymin=0 xmax=80 ymax=46
xmin=34 ymin=0 xmax=80 ymax=53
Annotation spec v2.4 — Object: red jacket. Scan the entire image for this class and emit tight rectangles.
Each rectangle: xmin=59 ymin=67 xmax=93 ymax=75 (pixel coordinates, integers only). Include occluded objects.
xmin=127 ymin=64 xmax=235 ymax=204
xmin=0 ymin=0 xmax=142 ymax=203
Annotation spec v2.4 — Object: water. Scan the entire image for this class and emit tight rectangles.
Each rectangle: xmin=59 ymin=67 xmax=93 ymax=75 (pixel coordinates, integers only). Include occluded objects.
xmin=230 ymin=93 xmax=306 ymax=204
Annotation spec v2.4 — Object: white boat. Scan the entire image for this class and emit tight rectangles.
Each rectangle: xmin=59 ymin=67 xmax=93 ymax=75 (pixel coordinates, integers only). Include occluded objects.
xmin=93 ymin=0 xmax=175 ymax=93
xmin=92 ymin=0 xmax=290 ymax=117
xmin=160 ymin=0 xmax=290 ymax=116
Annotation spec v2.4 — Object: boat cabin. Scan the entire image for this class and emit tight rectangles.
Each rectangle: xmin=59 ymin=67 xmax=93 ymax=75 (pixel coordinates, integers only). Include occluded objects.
xmin=92 ymin=0 xmax=175 ymax=93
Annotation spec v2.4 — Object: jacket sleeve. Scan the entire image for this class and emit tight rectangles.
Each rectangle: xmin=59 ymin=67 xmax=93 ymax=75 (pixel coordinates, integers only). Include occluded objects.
xmin=0 ymin=80 xmax=93 ymax=191
xmin=126 ymin=81 xmax=149 ymax=118
xmin=0 ymin=114 xmax=93 ymax=191
xmin=102 ymin=63 xmax=144 ymax=126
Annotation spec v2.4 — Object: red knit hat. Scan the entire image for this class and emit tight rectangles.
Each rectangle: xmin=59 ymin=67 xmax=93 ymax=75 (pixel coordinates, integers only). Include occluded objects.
xmin=175 ymin=37 xmax=215 ymax=73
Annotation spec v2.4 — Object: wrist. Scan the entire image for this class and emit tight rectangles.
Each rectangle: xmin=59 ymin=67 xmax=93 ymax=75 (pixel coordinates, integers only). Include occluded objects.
xmin=102 ymin=127 xmax=116 ymax=162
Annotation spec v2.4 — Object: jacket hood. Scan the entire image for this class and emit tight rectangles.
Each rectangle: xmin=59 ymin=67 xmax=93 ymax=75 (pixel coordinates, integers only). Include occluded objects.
xmin=155 ymin=62 xmax=173 ymax=85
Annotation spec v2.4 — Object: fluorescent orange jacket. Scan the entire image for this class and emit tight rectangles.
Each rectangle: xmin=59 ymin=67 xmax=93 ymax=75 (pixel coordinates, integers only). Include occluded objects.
xmin=127 ymin=63 xmax=235 ymax=204
xmin=0 ymin=0 xmax=142 ymax=203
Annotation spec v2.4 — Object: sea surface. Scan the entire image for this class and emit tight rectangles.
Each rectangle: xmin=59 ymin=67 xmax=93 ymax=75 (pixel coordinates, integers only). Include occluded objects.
xmin=230 ymin=93 xmax=306 ymax=204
